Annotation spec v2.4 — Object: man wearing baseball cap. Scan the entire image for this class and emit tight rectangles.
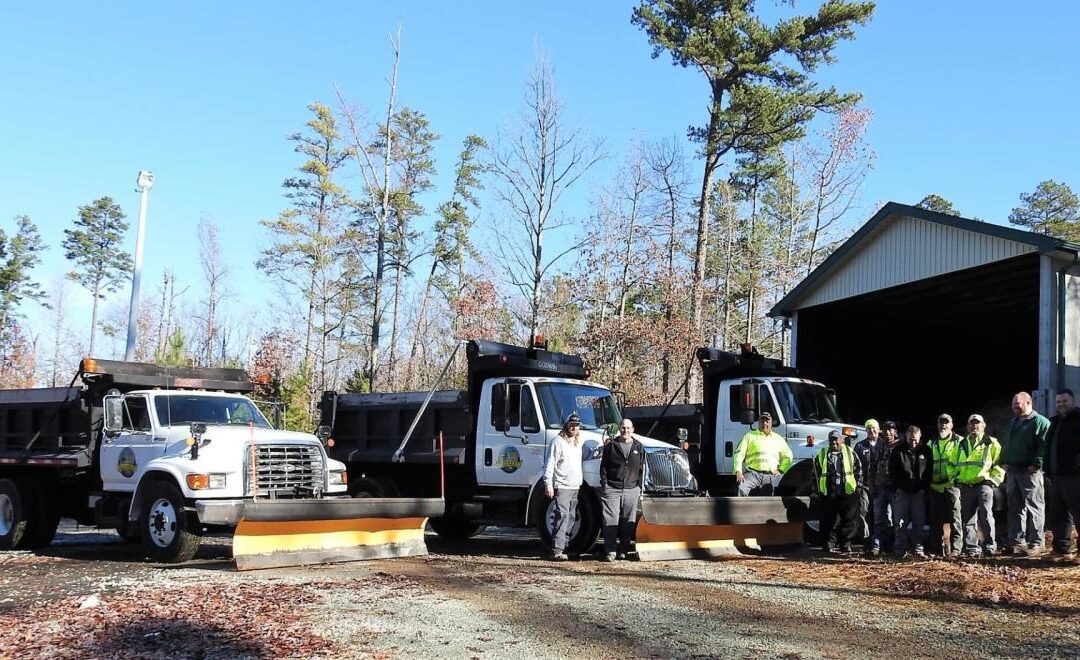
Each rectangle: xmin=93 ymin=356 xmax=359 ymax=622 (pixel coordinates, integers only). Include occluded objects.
xmin=867 ymin=420 xmax=901 ymax=555
xmin=814 ymin=429 xmax=863 ymax=552
xmin=854 ymin=419 xmax=881 ymax=550
xmin=927 ymin=413 xmax=963 ymax=557
xmin=956 ymin=413 xmax=1005 ymax=558
xmin=733 ymin=412 xmax=793 ymax=496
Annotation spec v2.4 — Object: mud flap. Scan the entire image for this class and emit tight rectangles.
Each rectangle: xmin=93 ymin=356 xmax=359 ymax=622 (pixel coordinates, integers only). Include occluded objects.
xmin=634 ymin=496 xmax=810 ymax=561
xmin=232 ymin=498 xmax=444 ymax=571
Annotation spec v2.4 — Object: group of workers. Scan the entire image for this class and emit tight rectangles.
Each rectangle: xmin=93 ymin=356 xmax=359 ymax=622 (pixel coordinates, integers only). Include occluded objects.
xmin=734 ymin=389 xmax=1080 ymax=559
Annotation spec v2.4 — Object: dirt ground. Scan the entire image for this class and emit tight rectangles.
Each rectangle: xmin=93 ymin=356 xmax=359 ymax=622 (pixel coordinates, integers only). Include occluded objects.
xmin=2 ymin=523 xmax=1080 ymax=659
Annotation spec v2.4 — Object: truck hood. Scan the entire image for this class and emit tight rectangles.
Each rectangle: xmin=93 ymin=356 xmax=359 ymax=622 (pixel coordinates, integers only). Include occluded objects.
xmin=574 ymin=428 xmax=681 ymax=454
xmin=784 ymin=421 xmax=867 ymax=461
xmin=158 ymin=425 xmax=345 ymax=471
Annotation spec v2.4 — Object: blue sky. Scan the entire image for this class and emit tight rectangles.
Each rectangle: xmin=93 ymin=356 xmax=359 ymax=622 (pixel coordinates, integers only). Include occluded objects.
xmin=2 ymin=1 xmax=1079 ymax=351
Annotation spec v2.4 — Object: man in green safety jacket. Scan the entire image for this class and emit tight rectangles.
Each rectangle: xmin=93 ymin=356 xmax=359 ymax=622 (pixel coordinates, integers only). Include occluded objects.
xmin=956 ymin=414 xmax=1006 ymax=558
xmin=813 ymin=430 xmax=862 ymax=552
xmin=734 ymin=412 xmax=793 ymax=496
xmin=927 ymin=413 xmax=963 ymax=557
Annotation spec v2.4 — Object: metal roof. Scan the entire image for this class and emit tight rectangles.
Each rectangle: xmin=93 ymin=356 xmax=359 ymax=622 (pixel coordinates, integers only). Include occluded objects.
xmin=770 ymin=201 xmax=1079 ymax=316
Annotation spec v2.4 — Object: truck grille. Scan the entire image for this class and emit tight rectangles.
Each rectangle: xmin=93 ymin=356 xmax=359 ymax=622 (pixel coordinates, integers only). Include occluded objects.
xmin=252 ymin=444 xmax=324 ymax=498
xmin=644 ymin=449 xmax=693 ymax=492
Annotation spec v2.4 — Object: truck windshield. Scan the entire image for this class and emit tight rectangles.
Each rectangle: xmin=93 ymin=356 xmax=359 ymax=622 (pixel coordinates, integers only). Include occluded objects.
xmin=153 ymin=395 xmax=272 ymax=428
xmin=534 ymin=383 xmax=622 ymax=430
xmin=772 ymin=381 xmax=840 ymax=424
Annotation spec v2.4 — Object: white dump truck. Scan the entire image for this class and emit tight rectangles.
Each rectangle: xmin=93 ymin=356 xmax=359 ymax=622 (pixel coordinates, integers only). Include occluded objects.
xmin=0 ymin=359 xmax=439 ymax=569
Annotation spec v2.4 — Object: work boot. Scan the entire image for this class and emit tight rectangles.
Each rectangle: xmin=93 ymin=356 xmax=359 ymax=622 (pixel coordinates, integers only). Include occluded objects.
xmin=1025 ymin=545 xmax=1044 ymax=557
xmin=914 ymin=548 xmax=927 ymax=559
xmin=602 ymin=553 xmax=615 ymax=562
xmin=869 ymin=546 xmax=881 ymax=557
xmin=552 ymin=552 xmax=569 ymax=562
xmin=615 ymin=552 xmax=627 ymax=561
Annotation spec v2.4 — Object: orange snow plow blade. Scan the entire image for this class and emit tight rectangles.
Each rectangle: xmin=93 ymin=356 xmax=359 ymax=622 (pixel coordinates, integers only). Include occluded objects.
xmin=232 ymin=498 xmax=444 ymax=571
xmin=634 ymin=496 xmax=810 ymax=561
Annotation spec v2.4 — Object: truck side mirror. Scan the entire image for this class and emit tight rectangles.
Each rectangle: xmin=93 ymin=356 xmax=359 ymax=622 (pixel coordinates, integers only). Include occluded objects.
xmin=316 ymin=425 xmax=331 ymax=443
xmin=103 ymin=396 xmax=123 ymax=437
xmin=495 ymin=418 xmax=511 ymax=433
xmin=738 ymin=382 xmax=758 ymax=425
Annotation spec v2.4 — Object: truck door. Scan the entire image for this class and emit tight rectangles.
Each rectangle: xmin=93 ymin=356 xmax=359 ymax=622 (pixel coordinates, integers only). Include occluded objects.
xmin=479 ymin=380 xmax=547 ymax=487
xmin=100 ymin=394 xmax=163 ymax=493
xmin=716 ymin=382 xmax=780 ymax=476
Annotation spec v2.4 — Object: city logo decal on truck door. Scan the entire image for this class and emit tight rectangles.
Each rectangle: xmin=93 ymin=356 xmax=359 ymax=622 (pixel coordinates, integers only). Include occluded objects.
xmin=497 ymin=446 xmax=522 ymax=473
xmin=117 ymin=448 xmax=138 ymax=478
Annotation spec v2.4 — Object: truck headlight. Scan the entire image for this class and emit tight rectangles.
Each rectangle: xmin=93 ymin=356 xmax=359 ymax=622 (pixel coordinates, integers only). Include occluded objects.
xmin=186 ymin=473 xmax=227 ymax=490
xmin=328 ymin=470 xmax=347 ymax=486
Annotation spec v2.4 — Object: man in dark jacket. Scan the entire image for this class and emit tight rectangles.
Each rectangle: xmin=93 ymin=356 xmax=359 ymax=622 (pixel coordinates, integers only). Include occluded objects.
xmin=889 ymin=424 xmax=933 ymax=558
xmin=1045 ymin=389 xmax=1080 ymax=558
xmin=867 ymin=420 xmax=901 ymax=556
xmin=599 ymin=419 xmax=646 ymax=561
xmin=853 ymin=419 xmax=880 ymax=549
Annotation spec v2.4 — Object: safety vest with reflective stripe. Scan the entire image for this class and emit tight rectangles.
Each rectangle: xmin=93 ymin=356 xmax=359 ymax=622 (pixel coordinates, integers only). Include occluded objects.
xmin=929 ymin=433 xmax=961 ymax=493
xmin=955 ymin=434 xmax=1005 ymax=487
xmin=733 ymin=430 xmax=793 ymax=474
xmin=816 ymin=444 xmax=857 ymax=496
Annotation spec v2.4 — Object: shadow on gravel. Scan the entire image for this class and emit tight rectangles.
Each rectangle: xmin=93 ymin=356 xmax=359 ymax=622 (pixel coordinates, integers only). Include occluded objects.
xmin=86 ymin=617 xmax=267 ymax=659
xmin=622 ymin=567 xmax=1080 ymax=618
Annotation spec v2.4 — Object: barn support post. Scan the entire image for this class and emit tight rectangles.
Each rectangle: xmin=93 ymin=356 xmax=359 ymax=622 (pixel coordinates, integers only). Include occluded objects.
xmin=1037 ymin=255 xmax=1054 ymax=414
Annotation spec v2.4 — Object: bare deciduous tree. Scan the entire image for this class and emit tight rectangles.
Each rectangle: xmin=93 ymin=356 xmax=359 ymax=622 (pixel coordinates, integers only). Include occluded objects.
xmin=489 ymin=57 xmax=604 ymax=341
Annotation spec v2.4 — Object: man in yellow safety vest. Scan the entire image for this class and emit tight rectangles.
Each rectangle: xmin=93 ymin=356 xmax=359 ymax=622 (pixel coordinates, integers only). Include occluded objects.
xmin=956 ymin=413 xmax=1006 ymax=558
xmin=734 ymin=412 xmax=793 ymax=496
xmin=814 ymin=429 xmax=862 ymax=552
xmin=928 ymin=413 xmax=963 ymax=557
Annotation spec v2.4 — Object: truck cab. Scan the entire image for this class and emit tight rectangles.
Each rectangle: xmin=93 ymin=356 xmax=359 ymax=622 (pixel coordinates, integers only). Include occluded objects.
xmin=100 ymin=387 xmax=349 ymax=562
xmin=713 ymin=376 xmax=865 ymax=480
xmin=626 ymin=346 xmax=865 ymax=496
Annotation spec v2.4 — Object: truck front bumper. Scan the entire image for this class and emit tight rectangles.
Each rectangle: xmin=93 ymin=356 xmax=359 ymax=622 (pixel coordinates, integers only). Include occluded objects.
xmin=196 ymin=497 xmax=445 ymax=526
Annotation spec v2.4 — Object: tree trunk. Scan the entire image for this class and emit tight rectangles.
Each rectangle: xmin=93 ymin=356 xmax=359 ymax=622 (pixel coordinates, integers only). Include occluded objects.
xmin=88 ymin=281 xmax=100 ymax=356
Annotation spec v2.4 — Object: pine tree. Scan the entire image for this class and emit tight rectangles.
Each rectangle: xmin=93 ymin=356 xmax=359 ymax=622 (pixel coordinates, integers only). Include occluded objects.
xmin=916 ymin=194 xmax=958 ymax=215
xmin=632 ymin=0 xmax=875 ymax=342
xmin=1008 ymin=180 xmax=1080 ymax=241
xmin=0 ymin=215 xmax=48 ymax=345
xmin=62 ymin=197 xmax=132 ymax=356
xmin=257 ymin=102 xmax=353 ymax=407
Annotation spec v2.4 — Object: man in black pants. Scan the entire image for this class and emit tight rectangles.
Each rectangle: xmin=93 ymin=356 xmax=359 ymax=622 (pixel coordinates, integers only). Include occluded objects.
xmin=814 ymin=430 xmax=863 ymax=553
xmin=600 ymin=419 xmax=646 ymax=561
xmin=1046 ymin=388 xmax=1080 ymax=559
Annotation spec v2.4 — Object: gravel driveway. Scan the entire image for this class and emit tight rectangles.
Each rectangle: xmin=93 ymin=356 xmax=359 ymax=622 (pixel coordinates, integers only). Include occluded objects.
xmin=1 ymin=523 xmax=1078 ymax=659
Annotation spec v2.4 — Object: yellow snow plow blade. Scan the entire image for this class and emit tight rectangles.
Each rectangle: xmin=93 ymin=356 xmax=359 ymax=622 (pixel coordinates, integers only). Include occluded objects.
xmin=634 ymin=496 xmax=810 ymax=561
xmin=232 ymin=498 xmax=444 ymax=571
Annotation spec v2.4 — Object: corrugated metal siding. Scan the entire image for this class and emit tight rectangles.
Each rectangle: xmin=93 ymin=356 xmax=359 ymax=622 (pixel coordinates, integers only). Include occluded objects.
xmin=799 ymin=214 xmax=1037 ymax=309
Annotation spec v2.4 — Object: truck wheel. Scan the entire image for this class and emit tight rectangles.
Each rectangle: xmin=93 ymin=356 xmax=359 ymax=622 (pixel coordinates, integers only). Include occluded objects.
xmin=539 ymin=489 xmax=600 ymax=556
xmin=0 ymin=478 xmax=32 ymax=550
xmin=22 ymin=480 xmax=61 ymax=548
xmin=429 ymin=516 xmax=483 ymax=540
xmin=348 ymin=477 xmax=398 ymax=498
xmin=141 ymin=481 xmax=201 ymax=563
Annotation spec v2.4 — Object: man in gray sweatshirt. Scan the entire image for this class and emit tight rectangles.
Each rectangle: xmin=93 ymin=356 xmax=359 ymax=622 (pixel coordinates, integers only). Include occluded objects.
xmin=543 ymin=413 xmax=586 ymax=560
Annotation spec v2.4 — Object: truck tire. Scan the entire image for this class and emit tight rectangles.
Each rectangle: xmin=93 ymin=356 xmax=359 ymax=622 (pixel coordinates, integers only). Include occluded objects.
xmin=0 ymin=478 xmax=32 ymax=550
xmin=141 ymin=480 xmax=201 ymax=563
xmin=22 ymin=479 xmax=61 ymax=549
xmin=348 ymin=476 xmax=398 ymax=498
xmin=538 ymin=488 xmax=600 ymax=556
xmin=429 ymin=516 xmax=483 ymax=540
xmin=775 ymin=462 xmax=821 ymax=547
